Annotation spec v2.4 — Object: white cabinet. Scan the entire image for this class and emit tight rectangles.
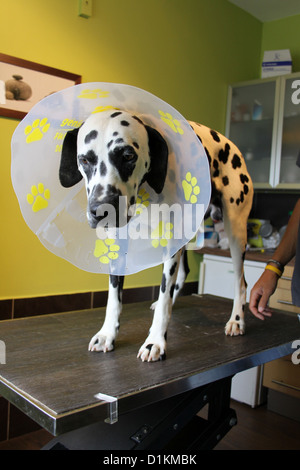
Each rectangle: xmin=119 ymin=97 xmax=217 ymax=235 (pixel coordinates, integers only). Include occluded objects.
xmin=198 ymin=254 xmax=266 ymax=407
xmin=198 ymin=254 xmax=264 ymax=300
xmin=226 ymin=73 xmax=300 ymax=189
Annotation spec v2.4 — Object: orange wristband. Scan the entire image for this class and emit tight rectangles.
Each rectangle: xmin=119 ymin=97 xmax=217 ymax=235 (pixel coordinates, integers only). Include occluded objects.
xmin=265 ymin=264 xmax=282 ymax=277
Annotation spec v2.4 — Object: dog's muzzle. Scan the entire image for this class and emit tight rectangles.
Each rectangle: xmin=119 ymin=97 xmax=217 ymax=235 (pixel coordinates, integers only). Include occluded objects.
xmin=88 ymin=195 xmax=131 ymax=229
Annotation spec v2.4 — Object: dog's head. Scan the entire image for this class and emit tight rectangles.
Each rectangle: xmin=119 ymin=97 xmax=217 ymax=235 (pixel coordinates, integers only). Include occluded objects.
xmin=59 ymin=110 xmax=168 ymax=228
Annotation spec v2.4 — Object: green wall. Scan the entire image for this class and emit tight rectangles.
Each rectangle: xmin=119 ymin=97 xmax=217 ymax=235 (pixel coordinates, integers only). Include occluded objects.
xmin=0 ymin=0 xmax=262 ymax=299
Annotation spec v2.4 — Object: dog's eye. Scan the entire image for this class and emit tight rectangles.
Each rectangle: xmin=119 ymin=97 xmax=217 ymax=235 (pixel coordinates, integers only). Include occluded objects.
xmin=123 ymin=153 xmax=135 ymax=161
xmin=78 ymin=150 xmax=98 ymax=166
xmin=123 ymin=150 xmax=137 ymax=162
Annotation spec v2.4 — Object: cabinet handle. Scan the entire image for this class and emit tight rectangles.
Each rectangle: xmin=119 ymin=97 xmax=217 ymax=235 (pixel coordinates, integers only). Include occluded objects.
xmin=271 ymin=380 xmax=300 ymax=392
xmin=281 ymin=276 xmax=292 ymax=281
xmin=277 ymin=299 xmax=294 ymax=306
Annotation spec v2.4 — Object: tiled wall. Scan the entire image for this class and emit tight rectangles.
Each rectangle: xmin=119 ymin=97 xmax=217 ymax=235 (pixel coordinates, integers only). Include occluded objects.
xmin=0 ymin=281 xmax=197 ymax=442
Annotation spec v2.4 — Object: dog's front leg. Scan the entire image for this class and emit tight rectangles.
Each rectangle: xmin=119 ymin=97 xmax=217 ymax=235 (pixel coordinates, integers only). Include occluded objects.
xmin=138 ymin=250 xmax=181 ymax=362
xmin=88 ymin=275 xmax=124 ymax=352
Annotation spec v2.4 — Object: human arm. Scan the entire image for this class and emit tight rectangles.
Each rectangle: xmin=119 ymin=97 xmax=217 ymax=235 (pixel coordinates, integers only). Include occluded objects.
xmin=249 ymin=199 xmax=300 ymax=320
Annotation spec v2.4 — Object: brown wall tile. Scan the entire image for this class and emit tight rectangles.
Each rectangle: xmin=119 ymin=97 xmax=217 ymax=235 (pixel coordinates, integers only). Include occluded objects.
xmin=0 ymin=300 xmax=13 ymax=320
xmin=14 ymin=293 xmax=92 ymax=318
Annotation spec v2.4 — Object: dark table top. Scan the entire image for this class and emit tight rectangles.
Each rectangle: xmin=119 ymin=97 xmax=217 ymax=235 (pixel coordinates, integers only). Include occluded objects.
xmin=0 ymin=295 xmax=299 ymax=435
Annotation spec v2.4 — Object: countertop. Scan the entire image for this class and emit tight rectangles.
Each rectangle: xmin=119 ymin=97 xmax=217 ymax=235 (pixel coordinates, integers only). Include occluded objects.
xmin=196 ymin=247 xmax=295 ymax=267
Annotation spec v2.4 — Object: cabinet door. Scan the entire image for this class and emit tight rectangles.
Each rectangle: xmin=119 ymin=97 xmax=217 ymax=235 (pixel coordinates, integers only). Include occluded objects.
xmin=199 ymin=255 xmax=264 ymax=302
xmin=275 ymin=74 xmax=300 ymax=188
xmin=226 ymin=79 xmax=279 ymax=188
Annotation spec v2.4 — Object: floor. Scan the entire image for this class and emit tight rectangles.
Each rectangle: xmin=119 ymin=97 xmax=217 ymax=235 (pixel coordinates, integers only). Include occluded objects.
xmin=0 ymin=400 xmax=299 ymax=450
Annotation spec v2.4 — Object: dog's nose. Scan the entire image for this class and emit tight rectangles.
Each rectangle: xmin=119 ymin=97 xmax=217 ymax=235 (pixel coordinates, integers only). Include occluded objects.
xmin=90 ymin=206 xmax=109 ymax=220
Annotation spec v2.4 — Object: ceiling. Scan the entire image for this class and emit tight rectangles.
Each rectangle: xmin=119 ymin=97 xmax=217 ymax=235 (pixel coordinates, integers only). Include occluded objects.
xmin=228 ymin=0 xmax=300 ymax=22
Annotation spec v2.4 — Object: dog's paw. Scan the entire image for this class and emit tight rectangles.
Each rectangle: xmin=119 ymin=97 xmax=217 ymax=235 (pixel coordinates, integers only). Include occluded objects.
xmin=88 ymin=332 xmax=115 ymax=353
xmin=225 ymin=319 xmax=245 ymax=336
xmin=150 ymin=301 xmax=157 ymax=311
xmin=137 ymin=338 xmax=166 ymax=362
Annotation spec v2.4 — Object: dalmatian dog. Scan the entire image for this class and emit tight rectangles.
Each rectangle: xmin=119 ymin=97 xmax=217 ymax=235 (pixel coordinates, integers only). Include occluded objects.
xmin=59 ymin=110 xmax=253 ymax=362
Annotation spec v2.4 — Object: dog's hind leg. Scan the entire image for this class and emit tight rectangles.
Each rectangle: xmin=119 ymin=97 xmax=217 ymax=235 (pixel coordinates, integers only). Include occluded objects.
xmin=88 ymin=275 xmax=124 ymax=352
xmin=171 ymin=247 xmax=190 ymax=305
xmin=138 ymin=250 xmax=182 ymax=362
xmin=223 ymin=206 xmax=248 ymax=336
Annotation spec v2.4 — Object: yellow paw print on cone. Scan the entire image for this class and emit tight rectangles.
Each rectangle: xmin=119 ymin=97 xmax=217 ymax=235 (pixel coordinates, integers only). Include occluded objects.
xmin=94 ymin=238 xmax=120 ymax=264
xmin=27 ymin=183 xmax=50 ymax=212
xmin=182 ymin=172 xmax=200 ymax=203
xmin=135 ymin=188 xmax=150 ymax=215
xmin=24 ymin=118 xmax=50 ymax=143
xmin=92 ymin=105 xmax=120 ymax=114
xmin=158 ymin=110 xmax=184 ymax=135
xmin=151 ymin=221 xmax=173 ymax=248
xmin=78 ymin=89 xmax=109 ymax=99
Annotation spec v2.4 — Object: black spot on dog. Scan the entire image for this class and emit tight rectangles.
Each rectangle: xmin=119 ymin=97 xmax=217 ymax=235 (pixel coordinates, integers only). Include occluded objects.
xmin=218 ymin=143 xmax=230 ymax=164
xmin=210 ymin=129 xmax=220 ymax=142
xmin=232 ymin=154 xmax=242 ymax=169
xmin=161 ymin=273 xmax=166 ymax=293
xmin=121 ymin=120 xmax=130 ymax=127
xmin=133 ymin=115 xmax=143 ymax=125
xmin=222 ymin=176 xmax=229 ymax=186
xmin=235 ymin=315 xmax=240 ymax=321
xmin=130 ymin=195 xmax=135 ymax=206
xmin=106 ymin=184 xmax=122 ymax=199
xmin=108 ymin=145 xmax=138 ymax=182
xmin=169 ymin=262 xmax=177 ymax=277
xmin=240 ymin=173 xmax=249 ymax=184
xmin=133 ymin=142 xmax=139 ymax=149
xmin=145 ymin=161 xmax=148 ymax=168
xmin=107 ymin=140 xmax=113 ymax=149
xmin=78 ymin=150 xmax=98 ymax=181
xmin=196 ymin=134 xmax=203 ymax=144
xmin=230 ymin=197 xmax=234 ymax=203
xmin=113 ymin=131 xmax=119 ymax=136
xmin=115 ymin=138 xmax=124 ymax=145
xmin=94 ymin=183 xmax=104 ymax=196
xmin=84 ymin=130 xmax=98 ymax=144
xmin=111 ymin=111 xmax=122 ymax=118
xmin=183 ymin=250 xmax=190 ymax=277
xmin=146 ymin=344 xmax=154 ymax=351
xmin=213 ymin=159 xmax=219 ymax=178
xmin=244 ymin=184 xmax=249 ymax=195
xmin=170 ymin=284 xmax=176 ymax=298
xmin=205 ymin=147 xmax=212 ymax=166
xmin=240 ymin=190 xmax=244 ymax=203
xmin=100 ymin=161 xmax=107 ymax=176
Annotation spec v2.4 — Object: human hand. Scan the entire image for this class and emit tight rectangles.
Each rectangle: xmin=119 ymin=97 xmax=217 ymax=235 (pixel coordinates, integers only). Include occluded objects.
xmin=249 ymin=269 xmax=279 ymax=320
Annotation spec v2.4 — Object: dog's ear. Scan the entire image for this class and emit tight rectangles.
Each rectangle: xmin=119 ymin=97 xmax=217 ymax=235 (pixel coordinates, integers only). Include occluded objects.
xmin=59 ymin=128 xmax=83 ymax=188
xmin=145 ymin=125 xmax=168 ymax=194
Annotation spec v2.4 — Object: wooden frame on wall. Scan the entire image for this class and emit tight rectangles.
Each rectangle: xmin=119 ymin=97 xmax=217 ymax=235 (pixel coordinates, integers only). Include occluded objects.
xmin=0 ymin=53 xmax=81 ymax=119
